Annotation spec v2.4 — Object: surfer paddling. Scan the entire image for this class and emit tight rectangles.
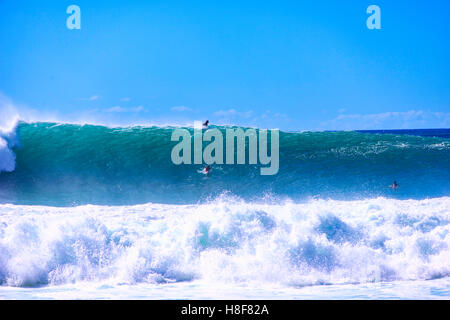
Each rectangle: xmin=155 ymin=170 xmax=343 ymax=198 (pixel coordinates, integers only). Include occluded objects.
xmin=203 ymin=165 xmax=211 ymax=174
xmin=390 ymin=181 xmax=399 ymax=189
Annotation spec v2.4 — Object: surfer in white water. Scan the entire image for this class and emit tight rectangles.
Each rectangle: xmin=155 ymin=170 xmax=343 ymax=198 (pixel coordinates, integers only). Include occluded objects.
xmin=390 ymin=181 xmax=399 ymax=189
xmin=203 ymin=120 xmax=209 ymax=128
xmin=203 ymin=165 xmax=211 ymax=174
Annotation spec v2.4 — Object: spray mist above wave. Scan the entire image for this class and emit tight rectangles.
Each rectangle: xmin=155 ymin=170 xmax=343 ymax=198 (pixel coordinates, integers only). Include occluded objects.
xmin=0 ymin=196 xmax=449 ymax=287
xmin=0 ymin=101 xmax=20 ymax=173
xmin=0 ymin=138 xmax=15 ymax=173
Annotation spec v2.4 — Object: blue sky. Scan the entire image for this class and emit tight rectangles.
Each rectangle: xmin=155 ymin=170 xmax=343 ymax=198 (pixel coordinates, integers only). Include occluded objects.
xmin=0 ymin=0 xmax=449 ymax=130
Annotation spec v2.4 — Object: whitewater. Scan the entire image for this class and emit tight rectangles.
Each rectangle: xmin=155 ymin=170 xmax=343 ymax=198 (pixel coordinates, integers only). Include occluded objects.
xmin=0 ymin=122 xmax=449 ymax=299
xmin=0 ymin=197 xmax=449 ymax=299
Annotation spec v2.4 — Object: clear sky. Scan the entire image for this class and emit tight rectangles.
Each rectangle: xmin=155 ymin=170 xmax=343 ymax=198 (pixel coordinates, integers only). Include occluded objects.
xmin=0 ymin=0 xmax=449 ymax=130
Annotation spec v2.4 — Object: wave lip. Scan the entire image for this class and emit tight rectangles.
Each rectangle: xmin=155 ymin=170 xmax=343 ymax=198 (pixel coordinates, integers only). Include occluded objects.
xmin=0 ymin=118 xmax=19 ymax=173
xmin=0 ymin=138 xmax=15 ymax=173
xmin=0 ymin=197 xmax=449 ymax=288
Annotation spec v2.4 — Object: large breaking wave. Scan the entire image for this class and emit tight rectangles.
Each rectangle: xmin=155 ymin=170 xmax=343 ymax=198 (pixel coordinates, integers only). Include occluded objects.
xmin=0 ymin=122 xmax=449 ymax=206
xmin=0 ymin=121 xmax=449 ymax=291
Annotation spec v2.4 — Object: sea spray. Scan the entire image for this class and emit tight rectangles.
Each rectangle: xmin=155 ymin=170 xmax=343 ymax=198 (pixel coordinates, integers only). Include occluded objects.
xmin=0 ymin=197 xmax=449 ymax=287
xmin=0 ymin=110 xmax=19 ymax=173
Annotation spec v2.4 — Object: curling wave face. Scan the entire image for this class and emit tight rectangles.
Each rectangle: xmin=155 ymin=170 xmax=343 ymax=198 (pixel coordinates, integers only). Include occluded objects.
xmin=0 ymin=122 xmax=449 ymax=205
xmin=0 ymin=122 xmax=449 ymax=295
xmin=0 ymin=117 xmax=18 ymax=174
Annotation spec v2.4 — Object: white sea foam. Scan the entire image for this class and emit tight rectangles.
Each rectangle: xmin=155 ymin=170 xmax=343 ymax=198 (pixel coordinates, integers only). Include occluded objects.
xmin=0 ymin=96 xmax=19 ymax=173
xmin=0 ymin=137 xmax=16 ymax=173
xmin=0 ymin=197 xmax=449 ymax=289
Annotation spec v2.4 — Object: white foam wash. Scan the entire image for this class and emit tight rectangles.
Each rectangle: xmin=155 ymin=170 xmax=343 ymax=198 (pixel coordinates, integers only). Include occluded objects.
xmin=0 ymin=196 xmax=449 ymax=299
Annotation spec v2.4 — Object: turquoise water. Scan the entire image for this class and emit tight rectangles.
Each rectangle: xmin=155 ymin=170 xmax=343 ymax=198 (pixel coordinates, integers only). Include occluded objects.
xmin=0 ymin=122 xmax=449 ymax=299
xmin=1 ymin=123 xmax=449 ymax=206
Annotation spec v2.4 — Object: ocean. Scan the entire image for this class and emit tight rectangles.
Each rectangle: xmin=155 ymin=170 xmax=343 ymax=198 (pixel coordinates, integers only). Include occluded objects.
xmin=0 ymin=122 xmax=449 ymax=299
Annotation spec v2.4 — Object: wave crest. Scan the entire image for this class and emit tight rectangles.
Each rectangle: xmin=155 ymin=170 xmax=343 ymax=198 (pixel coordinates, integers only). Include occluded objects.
xmin=0 ymin=121 xmax=19 ymax=174
xmin=0 ymin=95 xmax=20 ymax=173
